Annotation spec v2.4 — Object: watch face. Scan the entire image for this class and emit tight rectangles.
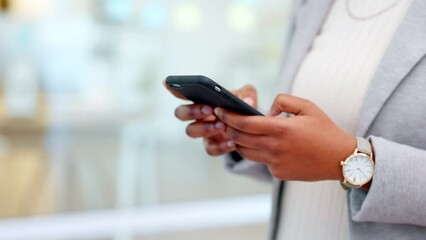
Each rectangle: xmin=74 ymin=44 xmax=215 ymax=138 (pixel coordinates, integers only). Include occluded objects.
xmin=342 ymin=154 xmax=374 ymax=186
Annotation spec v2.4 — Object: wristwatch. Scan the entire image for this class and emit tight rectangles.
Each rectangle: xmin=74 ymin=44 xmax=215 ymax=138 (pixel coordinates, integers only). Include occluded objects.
xmin=340 ymin=137 xmax=375 ymax=189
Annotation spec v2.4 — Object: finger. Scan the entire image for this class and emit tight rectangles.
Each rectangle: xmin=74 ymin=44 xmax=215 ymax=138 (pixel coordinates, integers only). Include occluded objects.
xmin=225 ymin=126 xmax=270 ymax=150
xmin=163 ymin=80 xmax=187 ymax=100
xmin=203 ymin=115 xmax=217 ymax=121
xmin=268 ymin=94 xmax=316 ymax=116
xmin=207 ymin=131 xmax=230 ymax=143
xmin=214 ymin=108 xmax=282 ymax=134
xmin=204 ymin=138 xmax=236 ymax=156
xmin=175 ymin=104 xmax=214 ymax=121
xmin=232 ymin=85 xmax=258 ymax=108
xmin=235 ymin=145 xmax=271 ymax=163
xmin=186 ymin=121 xmax=225 ymax=138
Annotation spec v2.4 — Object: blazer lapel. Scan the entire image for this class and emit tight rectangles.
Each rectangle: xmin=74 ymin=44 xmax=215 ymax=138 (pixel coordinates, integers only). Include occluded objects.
xmin=357 ymin=0 xmax=426 ymax=136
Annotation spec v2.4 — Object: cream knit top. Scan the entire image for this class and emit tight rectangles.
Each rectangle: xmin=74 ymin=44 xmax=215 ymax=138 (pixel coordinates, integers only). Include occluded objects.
xmin=278 ymin=0 xmax=412 ymax=239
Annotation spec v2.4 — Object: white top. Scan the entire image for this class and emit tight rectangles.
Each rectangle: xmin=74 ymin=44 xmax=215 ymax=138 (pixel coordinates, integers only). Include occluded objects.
xmin=278 ymin=0 xmax=412 ymax=239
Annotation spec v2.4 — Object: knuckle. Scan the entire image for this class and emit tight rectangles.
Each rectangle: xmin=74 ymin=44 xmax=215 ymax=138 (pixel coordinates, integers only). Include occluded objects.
xmin=276 ymin=94 xmax=286 ymax=102
xmin=269 ymin=156 xmax=285 ymax=168
xmin=235 ymin=118 xmax=248 ymax=130
xmin=300 ymin=98 xmax=313 ymax=109
xmin=273 ymin=94 xmax=287 ymax=106
xmin=217 ymin=111 xmax=227 ymax=122
xmin=203 ymin=123 xmax=214 ymax=133
xmin=268 ymin=157 xmax=279 ymax=166
xmin=188 ymin=107 xmax=197 ymax=118
xmin=226 ymin=127 xmax=240 ymax=141
xmin=273 ymin=121 xmax=290 ymax=137
xmin=269 ymin=141 xmax=282 ymax=153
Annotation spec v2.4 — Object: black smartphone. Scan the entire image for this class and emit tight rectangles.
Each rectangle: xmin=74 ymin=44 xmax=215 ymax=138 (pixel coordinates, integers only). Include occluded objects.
xmin=166 ymin=75 xmax=263 ymax=116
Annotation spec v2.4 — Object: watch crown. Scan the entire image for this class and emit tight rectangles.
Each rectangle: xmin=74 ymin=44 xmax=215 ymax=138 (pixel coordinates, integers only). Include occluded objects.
xmin=340 ymin=161 xmax=344 ymax=166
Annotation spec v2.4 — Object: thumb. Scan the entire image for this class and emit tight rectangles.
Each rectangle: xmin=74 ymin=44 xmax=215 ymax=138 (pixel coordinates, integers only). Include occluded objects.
xmin=268 ymin=94 xmax=314 ymax=116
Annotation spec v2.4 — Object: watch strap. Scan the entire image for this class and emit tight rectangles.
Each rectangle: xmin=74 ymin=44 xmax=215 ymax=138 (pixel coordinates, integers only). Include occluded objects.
xmin=340 ymin=181 xmax=357 ymax=189
xmin=356 ymin=137 xmax=372 ymax=155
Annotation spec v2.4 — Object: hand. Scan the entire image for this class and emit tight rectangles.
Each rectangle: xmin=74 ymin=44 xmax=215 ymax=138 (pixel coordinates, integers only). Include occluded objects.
xmin=214 ymin=94 xmax=356 ymax=181
xmin=164 ymin=80 xmax=258 ymax=156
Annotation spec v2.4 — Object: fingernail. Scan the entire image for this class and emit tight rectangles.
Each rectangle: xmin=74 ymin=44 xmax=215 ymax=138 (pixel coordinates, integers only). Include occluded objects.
xmin=191 ymin=107 xmax=200 ymax=116
xmin=215 ymin=121 xmax=224 ymax=129
xmin=214 ymin=108 xmax=221 ymax=116
xmin=180 ymin=106 xmax=190 ymax=115
xmin=243 ymin=97 xmax=254 ymax=106
xmin=201 ymin=105 xmax=212 ymax=115
xmin=226 ymin=140 xmax=235 ymax=148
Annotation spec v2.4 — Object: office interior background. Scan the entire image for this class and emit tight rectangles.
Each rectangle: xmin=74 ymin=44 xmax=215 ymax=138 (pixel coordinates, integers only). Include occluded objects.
xmin=0 ymin=0 xmax=292 ymax=239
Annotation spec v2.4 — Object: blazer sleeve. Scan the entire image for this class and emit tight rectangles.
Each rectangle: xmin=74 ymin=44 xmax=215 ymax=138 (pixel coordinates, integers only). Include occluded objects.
xmin=224 ymin=154 xmax=272 ymax=182
xmin=349 ymin=136 xmax=426 ymax=226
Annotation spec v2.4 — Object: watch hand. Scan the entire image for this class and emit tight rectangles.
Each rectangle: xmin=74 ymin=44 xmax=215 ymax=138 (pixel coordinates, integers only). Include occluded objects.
xmin=357 ymin=168 xmax=368 ymax=178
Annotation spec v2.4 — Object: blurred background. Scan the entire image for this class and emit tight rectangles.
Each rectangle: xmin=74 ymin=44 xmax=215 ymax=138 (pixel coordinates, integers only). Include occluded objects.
xmin=0 ymin=0 xmax=292 ymax=239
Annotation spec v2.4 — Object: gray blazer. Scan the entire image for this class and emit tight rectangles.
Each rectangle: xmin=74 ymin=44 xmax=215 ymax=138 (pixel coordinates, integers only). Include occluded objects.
xmin=226 ymin=0 xmax=426 ymax=239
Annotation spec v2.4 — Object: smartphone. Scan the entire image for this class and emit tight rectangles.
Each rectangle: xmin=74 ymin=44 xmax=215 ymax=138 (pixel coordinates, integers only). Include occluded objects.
xmin=166 ymin=75 xmax=263 ymax=116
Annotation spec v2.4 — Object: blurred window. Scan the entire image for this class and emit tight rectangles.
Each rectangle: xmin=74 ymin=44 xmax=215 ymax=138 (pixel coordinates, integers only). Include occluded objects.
xmin=0 ymin=0 xmax=292 ymax=239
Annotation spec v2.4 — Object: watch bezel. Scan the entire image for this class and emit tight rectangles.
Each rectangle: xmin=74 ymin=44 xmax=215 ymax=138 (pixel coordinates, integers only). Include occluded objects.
xmin=341 ymin=152 xmax=375 ymax=187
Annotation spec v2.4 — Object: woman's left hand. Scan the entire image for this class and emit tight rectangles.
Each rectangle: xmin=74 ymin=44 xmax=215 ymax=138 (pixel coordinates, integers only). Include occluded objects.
xmin=214 ymin=94 xmax=356 ymax=181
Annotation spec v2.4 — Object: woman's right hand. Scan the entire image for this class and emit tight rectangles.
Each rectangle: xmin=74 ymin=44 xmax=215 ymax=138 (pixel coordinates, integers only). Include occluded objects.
xmin=164 ymin=82 xmax=258 ymax=156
